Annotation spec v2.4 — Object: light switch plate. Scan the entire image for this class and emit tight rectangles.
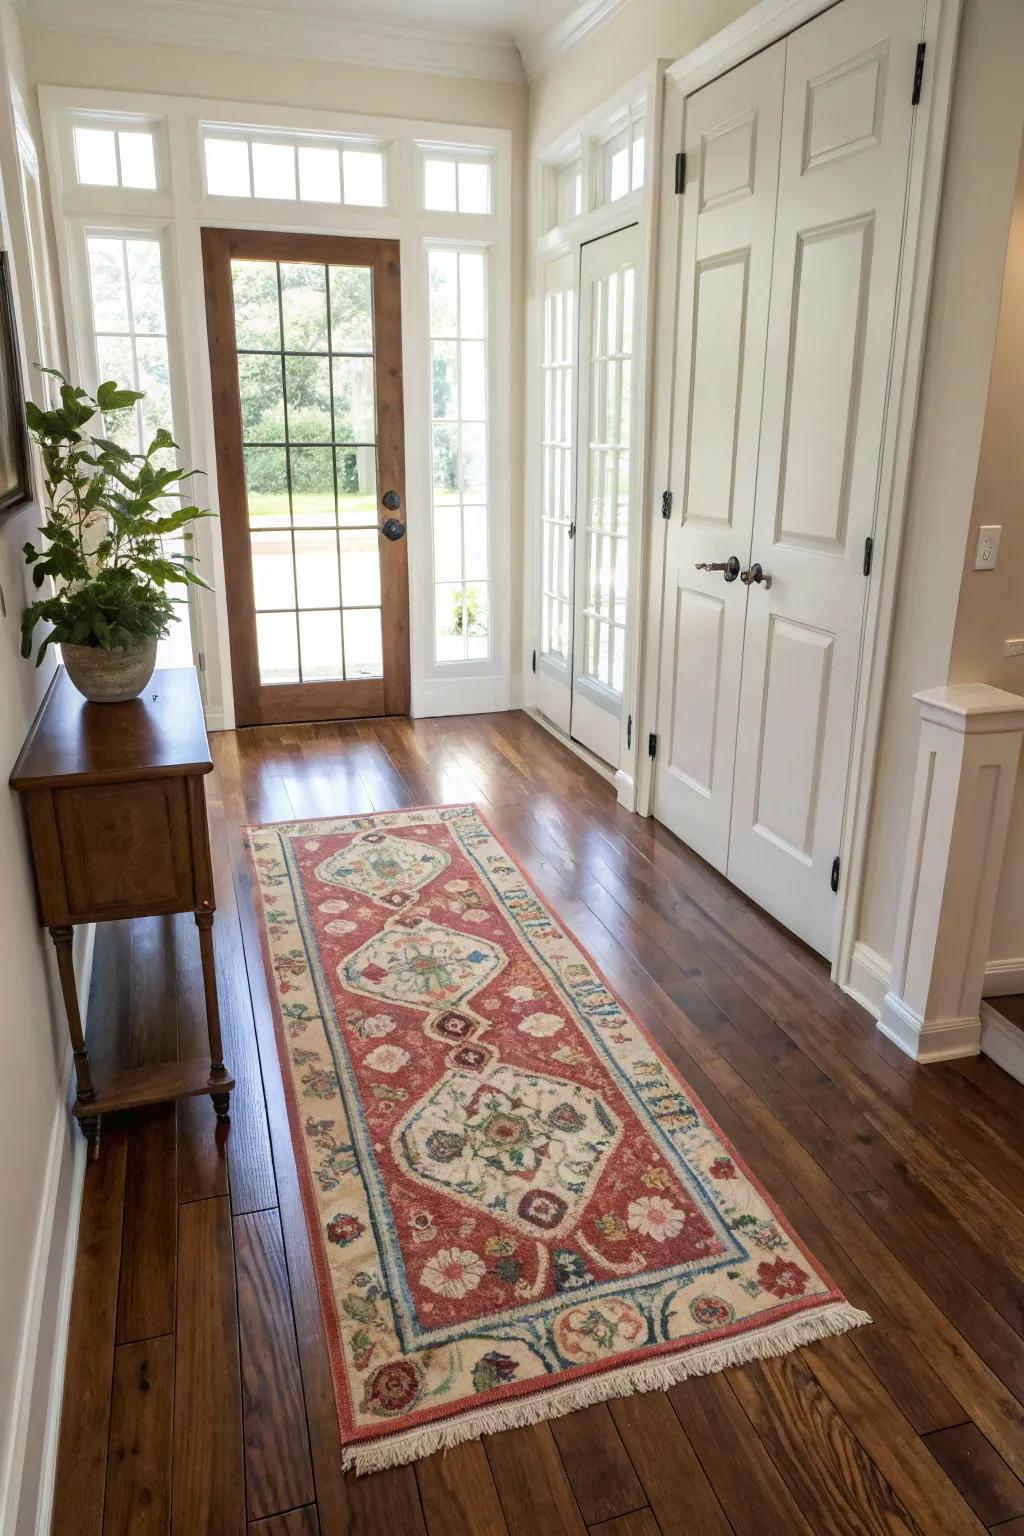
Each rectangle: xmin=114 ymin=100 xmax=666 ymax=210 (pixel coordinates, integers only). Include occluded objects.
xmin=975 ymin=524 xmax=1001 ymax=570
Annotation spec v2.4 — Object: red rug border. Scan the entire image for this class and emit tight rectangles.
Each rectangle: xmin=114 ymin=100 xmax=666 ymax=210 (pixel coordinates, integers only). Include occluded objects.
xmin=244 ymin=801 xmax=848 ymax=1457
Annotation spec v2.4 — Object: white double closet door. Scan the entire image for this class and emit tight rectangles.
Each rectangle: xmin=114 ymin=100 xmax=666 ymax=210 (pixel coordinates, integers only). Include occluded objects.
xmin=537 ymin=224 xmax=642 ymax=769
xmin=654 ymin=0 xmax=922 ymax=959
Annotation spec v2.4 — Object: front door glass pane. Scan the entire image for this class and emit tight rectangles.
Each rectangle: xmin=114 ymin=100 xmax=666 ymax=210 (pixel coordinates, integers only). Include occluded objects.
xmin=232 ymin=258 xmax=382 ymax=684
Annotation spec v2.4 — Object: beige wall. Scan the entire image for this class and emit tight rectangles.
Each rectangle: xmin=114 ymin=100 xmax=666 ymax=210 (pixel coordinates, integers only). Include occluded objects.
xmin=856 ymin=0 xmax=1024 ymax=970
xmin=948 ymin=133 xmax=1024 ymax=966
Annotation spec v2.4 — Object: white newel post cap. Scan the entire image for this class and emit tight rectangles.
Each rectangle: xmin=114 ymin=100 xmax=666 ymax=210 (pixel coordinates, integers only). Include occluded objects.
xmin=913 ymin=684 xmax=1024 ymax=734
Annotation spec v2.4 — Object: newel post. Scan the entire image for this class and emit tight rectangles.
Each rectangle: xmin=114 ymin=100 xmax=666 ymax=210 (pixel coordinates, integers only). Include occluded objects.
xmin=878 ymin=685 xmax=1024 ymax=1062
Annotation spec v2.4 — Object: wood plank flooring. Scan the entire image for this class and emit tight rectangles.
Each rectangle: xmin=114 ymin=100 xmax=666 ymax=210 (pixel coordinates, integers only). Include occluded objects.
xmin=50 ymin=710 xmax=1024 ymax=1536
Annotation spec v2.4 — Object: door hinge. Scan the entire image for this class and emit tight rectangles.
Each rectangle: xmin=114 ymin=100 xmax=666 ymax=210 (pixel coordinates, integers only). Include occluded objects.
xmin=912 ymin=42 xmax=926 ymax=105
xmin=532 ymin=648 xmax=537 ymax=674
xmin=648 ymin=731 xmax=658 ymax=759
xmin=661 ymin=489 xmax=673 ymax=520
xmin=196 ymin=651 xmax=206 ymax=673
xmin=863 ymin=536 xmax=874 ymax=577
xmin=568 ymin=521 xmax=576 ymax=540
xmin=674 ymin=151 xmax=686 ymax=194
xmin=831 ymin=856 xmax=840 ymax=894
xmin=626 ymin=713 xmax=632 ymax=750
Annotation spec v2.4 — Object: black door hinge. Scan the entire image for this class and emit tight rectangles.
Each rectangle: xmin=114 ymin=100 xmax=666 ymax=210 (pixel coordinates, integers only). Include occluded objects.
xmin=661 ymin=489 xmax=673 ymax=520
xmin=626 ymin=714 xmax=632 ymax=750
xmin=532 ymin=648 xmax=537 ymax=674
xmin=568 ymin=521 xmax=576 ymax=540
xmin=863 ymin=536 xmax=873 ymax=577
xmin=674 ymin=151 xmax=686 ymax=194
xmin=831 ymin=856 xmax=840 ymax=894
xmin=912 ymin=42 xmax=926 ymax=105
xmin=648 ymin=732 xmax=658 ymax=759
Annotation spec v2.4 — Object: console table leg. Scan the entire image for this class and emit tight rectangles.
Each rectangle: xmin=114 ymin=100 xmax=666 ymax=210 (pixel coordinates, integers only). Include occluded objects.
xmin=195 ymin=910 xmax=231 ymax=1121
xmin=49 ymin=925 xmax=100 ymax=1156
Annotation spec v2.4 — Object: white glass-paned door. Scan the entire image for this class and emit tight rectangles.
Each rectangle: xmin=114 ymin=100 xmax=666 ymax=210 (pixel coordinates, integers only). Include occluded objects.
xmin=536 ymin=251 xmax=575 ymax=732
xmin=570 ymin=224 xmax=640 ymax=767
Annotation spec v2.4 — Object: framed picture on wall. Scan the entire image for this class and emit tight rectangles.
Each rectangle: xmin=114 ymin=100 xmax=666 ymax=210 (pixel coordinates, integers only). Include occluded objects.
xmin=0 ymin=249 xmax=30 ymax=516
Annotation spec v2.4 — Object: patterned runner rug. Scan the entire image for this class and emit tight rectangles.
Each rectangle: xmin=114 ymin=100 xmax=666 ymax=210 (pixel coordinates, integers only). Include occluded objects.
xmin=247 ymin=804 xmax=869 ymax=1473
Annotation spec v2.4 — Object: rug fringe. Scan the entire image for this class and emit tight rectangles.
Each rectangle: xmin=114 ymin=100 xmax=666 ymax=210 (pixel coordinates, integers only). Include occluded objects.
xmin=342 ymin=1300 xmax=871 ymax=1475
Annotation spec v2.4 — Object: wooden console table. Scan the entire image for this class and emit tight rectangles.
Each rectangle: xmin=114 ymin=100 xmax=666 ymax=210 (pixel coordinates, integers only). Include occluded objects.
xmin=10 ymin=666 xmax=233 ymax=1157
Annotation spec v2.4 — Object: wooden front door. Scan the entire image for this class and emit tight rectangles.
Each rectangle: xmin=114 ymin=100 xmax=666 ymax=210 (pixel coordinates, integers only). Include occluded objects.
xmin=203 ymin=229 xmax=409 ymax=726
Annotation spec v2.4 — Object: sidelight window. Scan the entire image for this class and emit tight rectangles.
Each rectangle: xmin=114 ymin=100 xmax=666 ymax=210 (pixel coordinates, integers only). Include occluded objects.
xmin=428 ymin=247 xmax=489 ymax=662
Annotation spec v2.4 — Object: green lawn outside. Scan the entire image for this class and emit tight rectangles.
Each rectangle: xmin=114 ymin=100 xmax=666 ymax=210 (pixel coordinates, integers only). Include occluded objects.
xmin=248 ymin=491 xmax=379 ymax=525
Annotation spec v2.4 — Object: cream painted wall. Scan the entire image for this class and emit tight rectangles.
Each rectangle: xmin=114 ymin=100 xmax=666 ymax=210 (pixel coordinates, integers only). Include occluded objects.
xmin=948 ymin=133 xmax=1024 ymax=968
xmin=856 ymin=0 xmax=1024 ymax=971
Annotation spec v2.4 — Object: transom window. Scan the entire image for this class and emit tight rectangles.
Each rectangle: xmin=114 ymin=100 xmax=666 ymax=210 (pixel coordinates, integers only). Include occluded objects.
xmin=74 ymin=124 xmax=157 ymax=190
xmin=428 ymin=247 xmax=489 ymax=662
xmin=599 ymin=104 xmax=645 ymax=205
xmin=232 ymin=257 xmax=383 ymax=684
xmin=203 ymin=129 xmax=386 ymax=207
xmin=421 ymin=148 xmax=492 ymax=215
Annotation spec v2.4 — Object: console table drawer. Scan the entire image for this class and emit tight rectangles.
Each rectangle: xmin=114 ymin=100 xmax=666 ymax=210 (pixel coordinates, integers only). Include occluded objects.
xmin=53 ymin=777 xmax=194 ymax=919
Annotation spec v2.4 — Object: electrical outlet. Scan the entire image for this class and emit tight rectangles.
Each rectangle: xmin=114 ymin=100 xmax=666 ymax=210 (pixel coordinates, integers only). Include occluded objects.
xmin=1004 ymin=638 xmax=1024 ymax=658
xmin=975 ymin=524 xmax=1002 ymax=570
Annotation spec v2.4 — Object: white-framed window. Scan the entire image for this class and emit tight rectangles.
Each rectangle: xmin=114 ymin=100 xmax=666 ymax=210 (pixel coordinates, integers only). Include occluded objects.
xmin=71 ymin=115 xmax=161 ymax=190
xmin=82 ymin=227 xmax=192 ymax=666
xmin=554 ymin=156 xmax=583 ymax=227
xmin=420 ymin=146 xmax=493 ymax=215
xmin=202 ymin=127 xmax=387 ymax=207
xmin=598 ymin=101 xmax=646 ymax=206
xmin=428 ymin=245 xmax=490 ymax=663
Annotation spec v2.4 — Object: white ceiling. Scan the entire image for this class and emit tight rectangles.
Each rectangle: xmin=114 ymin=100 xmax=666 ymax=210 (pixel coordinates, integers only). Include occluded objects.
xmin=20 ymin=0 xmax=629 ymax=79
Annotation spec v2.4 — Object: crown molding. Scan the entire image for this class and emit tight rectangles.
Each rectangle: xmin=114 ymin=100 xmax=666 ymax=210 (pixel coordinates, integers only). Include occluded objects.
xmin=518 ymin=0 xmax=631 ymax=79
xmin=19 ymin=0 xmax=527 ymax=84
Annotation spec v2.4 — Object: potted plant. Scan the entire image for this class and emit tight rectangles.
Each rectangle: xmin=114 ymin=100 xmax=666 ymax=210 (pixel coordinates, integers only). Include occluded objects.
xmin=20 ymin=370 xmax=211 ymax=702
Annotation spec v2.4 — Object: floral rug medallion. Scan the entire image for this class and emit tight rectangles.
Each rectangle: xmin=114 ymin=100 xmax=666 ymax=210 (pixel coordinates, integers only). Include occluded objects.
xmin=247 ymin=805 xmax=869 ymax=1473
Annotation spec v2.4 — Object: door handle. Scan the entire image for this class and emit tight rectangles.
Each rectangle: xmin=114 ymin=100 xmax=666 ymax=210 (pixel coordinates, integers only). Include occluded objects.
xmin=381 ymin=517 xmax=406 ymax=541
xmin=740 ymin=562 xmax=772 ymax=589
xmin=695 ymin=556 xmax=741 ymax=583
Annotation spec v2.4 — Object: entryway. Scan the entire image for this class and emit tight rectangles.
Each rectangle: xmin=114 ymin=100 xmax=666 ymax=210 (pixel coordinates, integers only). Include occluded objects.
xmin=202 ymin=229 xmax=410 ymax=726
xmin=650 ymin=0 xmax=924 ymax=960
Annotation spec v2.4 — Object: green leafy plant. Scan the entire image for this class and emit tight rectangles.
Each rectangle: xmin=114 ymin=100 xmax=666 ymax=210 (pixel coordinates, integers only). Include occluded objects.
xmin=20 ymin=369 xmax=212 ymax=665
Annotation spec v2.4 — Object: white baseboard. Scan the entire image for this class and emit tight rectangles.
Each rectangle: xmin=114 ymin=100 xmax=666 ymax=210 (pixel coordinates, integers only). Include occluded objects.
xmin=847 ymin=941 xmax=1024 ymax=1023
xmin=981 ymin=957 xmax=1024 ymax=997
xmin=980 ymin=999 xmax=1024 ymax=1085
xmin=878 ymin=990 xmax=981 ymax=1063
xmin=846 ymin=942 xmax=890 ymax=1019
xmin=1 ymin=933 xmax=92 ymax=1536
xmin=614 ymin=767 xmax=636 ymax=811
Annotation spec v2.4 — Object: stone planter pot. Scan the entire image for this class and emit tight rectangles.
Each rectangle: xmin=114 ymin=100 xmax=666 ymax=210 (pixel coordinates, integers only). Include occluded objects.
xmin=60 ymin=637 xmax=159 ymax=703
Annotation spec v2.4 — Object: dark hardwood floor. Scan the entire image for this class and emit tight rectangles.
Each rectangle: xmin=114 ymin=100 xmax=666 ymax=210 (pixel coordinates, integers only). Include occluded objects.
xmin=50 ymin=710 xmax=1024 ymax=1536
